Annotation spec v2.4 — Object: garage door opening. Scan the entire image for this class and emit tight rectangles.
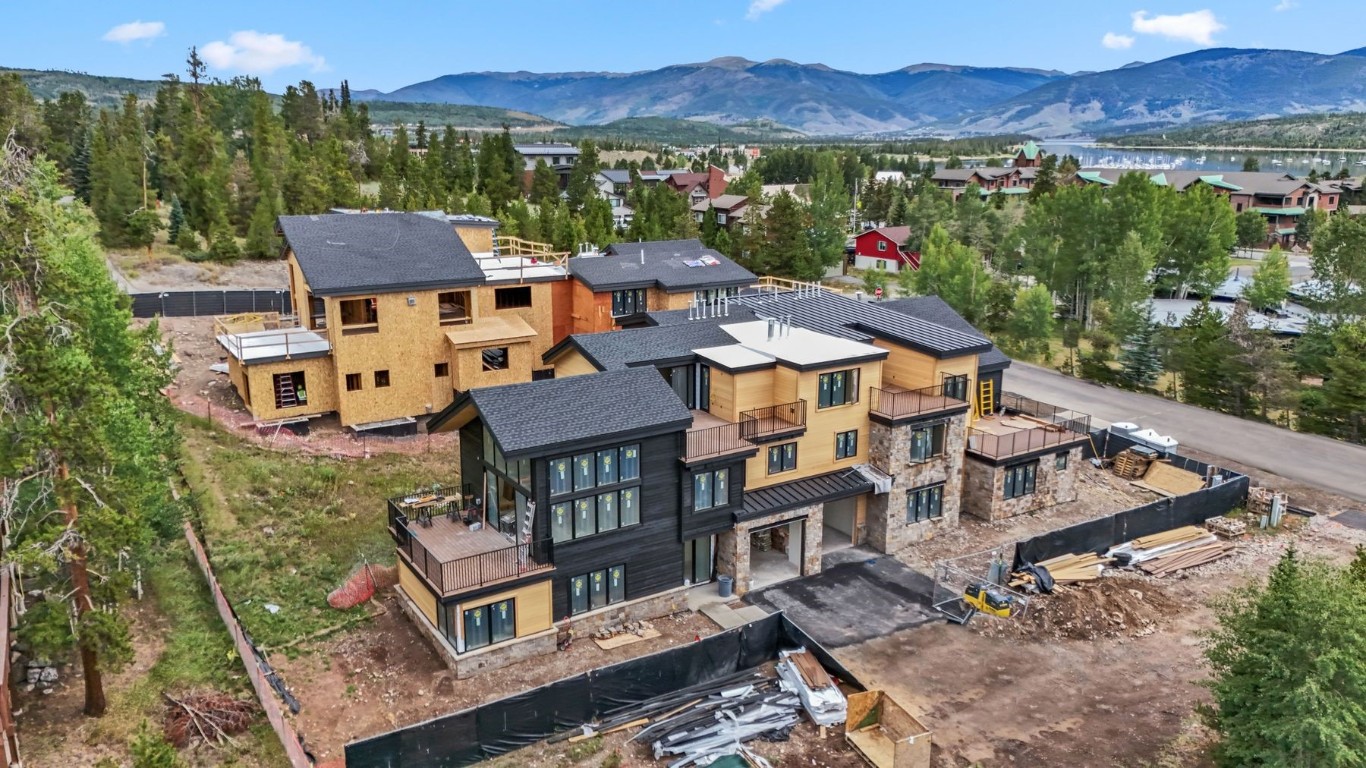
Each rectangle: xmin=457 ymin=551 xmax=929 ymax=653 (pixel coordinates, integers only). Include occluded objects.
xmin=823 ymin=497 xmax=856 ymax=552
xmin=749 ymin=520 xmax=804 ymax=591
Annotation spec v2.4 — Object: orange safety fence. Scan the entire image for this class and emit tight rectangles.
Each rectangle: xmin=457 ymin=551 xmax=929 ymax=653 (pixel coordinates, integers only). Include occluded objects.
xmin=183 ymin=523 xmax=314 ymax=767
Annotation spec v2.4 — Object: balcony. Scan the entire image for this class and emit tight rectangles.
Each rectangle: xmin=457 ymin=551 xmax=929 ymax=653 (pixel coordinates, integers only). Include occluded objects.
xmin=213 ymin=312 xmax=331 ymax=363
xmin=388 ymin=494 xmax=553 ymax=597
xmin=967 ymin=393 xmax=1092 ymax=461
xmin=739 ymin=399 xmax=806 ymax=442
xmin=683 ymin=411 xmax=760 ymax=464
xmin=869 ymin=384 xmax=969 ymax=423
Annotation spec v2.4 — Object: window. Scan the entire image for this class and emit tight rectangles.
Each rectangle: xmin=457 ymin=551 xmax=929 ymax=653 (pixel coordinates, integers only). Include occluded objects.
xmin=620 ymin=445 xmax=640 ymax=481
xmin=463 ymin=599 xmax=515 ymax=651
xmin=549 ymin=458 xmax=572 ymax=496
xmin=339 ymin=297 xmax=379 ymax=332
xmin=767 ymin=442 xmax=797 ymax=475
xmin=1235 ymin=203 xmax=1243 ymax=212
xmin=716 ymin=212 xmax=727 ymax=226
xmin=481 ymin=347 xmax=509 ymax=371
xmin=877 ymin=240 xmax=888 ymax=252
xmin=907 ymin=483 xmax=944 ymax=523
xmin=611 ymin=288 xmax=647 ymax=317
xmin=835 ymin=430 xmax=858 ymax=460
xmin=620 ymin=487 xmax=640 ymax=526
xmin=345 ymin=373 xmax=362 ymax=392
xmin=570 ymin=566 xmax=626 ymax=615
xmin=551 ymin=503 xmax=572 ymax=543
xmin=1055 ymin=451 xmax=1069 ymax=471
xmin=574 ymin=497 xmax=596 ymax=538
xmin=596 ymin=449 xmax=618 ymax=485
xmin=272 ymin=371 xmax=308 ymax=409
xmin=693 ymin=468 xmax=729 ymax=511
xmin=374 ymin=369 xmax=390 ymax=388
xmin=554 ymin=445 xmax=639 ymax=495
xmin=438 ymin=291 xmax=471 ymax=325
xmin=909 ymin=422 xmax=947 ymax=463
xmin=597 ymin=491 xmax=619 ymax=530
xmin=817 ymin=369 xmax=859 ymax=409
xmin=549 ymin=445 xmax=642 ymax=542
xmin=1004 ymin=461 xmax=1038 ymax=499
xmin=494 ymin=286 xmax=532 ymax=309
xmin=434 ymin=362 xmax=450 ymax=378
xmin=943 ymin=374 xmax=969 ymax=401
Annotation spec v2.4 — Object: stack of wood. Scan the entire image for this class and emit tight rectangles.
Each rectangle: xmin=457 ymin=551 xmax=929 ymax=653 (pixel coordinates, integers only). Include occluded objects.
xmin=1137 ymin=541 xmax=1234 ymax=576
xmin=1107 ymin=526 xmax=1233 ymax=576
xmin=1010 ymin=551 xmax=1113 ymax=588
xmin=1205 ymin=516 xmax=1249 ymax=539
xmin=1112 ymin=448 xmax=1154 ymax=480
xmin=776 ymin=649 xmax=846 ymax=727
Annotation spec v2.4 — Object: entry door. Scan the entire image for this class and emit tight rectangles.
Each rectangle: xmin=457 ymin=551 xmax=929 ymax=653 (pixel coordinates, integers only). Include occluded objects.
xmin=683 ymin=536 xmax=715 ymax=584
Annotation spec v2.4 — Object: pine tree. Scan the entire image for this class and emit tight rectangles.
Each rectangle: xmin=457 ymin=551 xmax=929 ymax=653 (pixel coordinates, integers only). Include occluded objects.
xmin=1 ymin=152 xmax=180 ymax=717
xmin=166 ymin=194 xmax=185 ymax=242
xmin=377 ymin=160 xmax=401 ymax=209
xmin=529 ymin=159 xmax=560 ymax=206
xmin=1027 ymin=154 xmax=1058 ymax=202
xmin=760 ymin=191 xmax=815 ymax=279
xmin=1118 ymin=310 xmax=1162 ymax=389
xmin=243 ymin=195 xmax=281 ymax=259
xmin=565 ymin=140 xmax=600 ymax=211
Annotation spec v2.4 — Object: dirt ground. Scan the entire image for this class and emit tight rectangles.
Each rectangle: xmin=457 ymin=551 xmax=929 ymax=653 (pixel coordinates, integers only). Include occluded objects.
xmin=109 ymin=249 xmax=288 ymax=292
xmin=156 ymin=315 xmax=455 ymax=458
xmin=835 ymin=461 xmax=1366 ymax=768
xmin=273 ymin=596 xmax=724 ymax=764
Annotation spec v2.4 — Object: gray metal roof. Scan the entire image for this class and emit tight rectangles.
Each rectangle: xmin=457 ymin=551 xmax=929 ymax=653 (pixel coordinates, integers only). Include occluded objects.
xmin=878 ymin=296 xmax=1012 ymax=370
xmin=730 ymin=291 xmax=991 ymax=358
xmin=280 ymin=212 xmax=484 ymax=296
xmin=599 ymin=169 xmax=632 ymax=184
xmin=471 ymin=367 xmax=691 ymax=456
xmin=740 ymin=469 xmax=873 ymax=520
xmin=572 ymin=240 xmax=757 ymax=292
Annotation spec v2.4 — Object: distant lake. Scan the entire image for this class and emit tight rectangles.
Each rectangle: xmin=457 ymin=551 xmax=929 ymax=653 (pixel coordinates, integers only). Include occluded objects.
xmin=1032 ymin=141 xmax=1366 ymax=175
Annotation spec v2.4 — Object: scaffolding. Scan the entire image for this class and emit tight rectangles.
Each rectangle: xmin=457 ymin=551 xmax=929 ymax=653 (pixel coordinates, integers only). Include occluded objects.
xmin=930 ymin=548 xmax=1031 ymax=625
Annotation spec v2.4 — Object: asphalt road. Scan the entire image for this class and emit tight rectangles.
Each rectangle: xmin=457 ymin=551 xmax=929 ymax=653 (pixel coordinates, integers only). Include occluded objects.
xmin=1005 ymin=361 xmax=1366 ymax=502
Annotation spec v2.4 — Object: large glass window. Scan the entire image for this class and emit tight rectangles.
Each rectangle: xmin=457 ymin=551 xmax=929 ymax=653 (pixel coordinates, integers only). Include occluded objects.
xmin=549 ymin=458 xmax=571 ymax=496
xmin=462 ymin=599 xmax=515 ymax=651
xmin=1004 ymin=461 xmax=1038 ymax=499
xmin=549 ymin=443 xmax=643 ymax=540
xmin=835 ymin=430 xmax=858 ymax=460
xmin=570 ymin=566 xmax=627 ymax=616
xmin=574 ymin=497 xmax=596 ymax=538
xmin=551 ymin=502 xmax=573 ymax=543
xmin=569 ymin=575 xmax=589 ymax=615
xmin=907 ymin=483 xmax=945 ymax=523
xmin=596 ymin=449 xmax=618 ymax=486
xmin=620 ymin=487 xmax=640 ymax=526
xmin=910 ymin=422 xmax=947 ymax=463
xmin=943 ymin=374 xmax=969 ymax=401
xmin=608 ymin=564 xmax=626 ymax=603
xmin=818 ymin=369 xmax=859 ymax=409
xmin=611 ymin=288 xmax=647 ymax=317
xmin=620 ymin=444 xmax=641 ymax=481
xmin=597 ymin=491 xmax=619 ymax=530
xmin=767 ymin=443 xmax=798 ymax=475
xmin=693 ymin=468 xmax=729 ymax=511
xmin=573 ymin=453 xmax=595 ymax=491
xmin=590 ymin=569 xmax=608 ymax=610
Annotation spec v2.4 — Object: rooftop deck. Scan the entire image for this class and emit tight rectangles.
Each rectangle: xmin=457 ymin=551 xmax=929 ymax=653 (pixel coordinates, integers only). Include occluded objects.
xmin=870 ymin=383 xmax=969 ymax=422
xmin=683 ymin=410 xmax=757 ymax=464
xmin=389 ymin=494 xmax=552 ymax=597
xmin=967 ymin=393 xmax=1091 ymax=461
xmin=214 ymin=312 xmax=332 ymax=363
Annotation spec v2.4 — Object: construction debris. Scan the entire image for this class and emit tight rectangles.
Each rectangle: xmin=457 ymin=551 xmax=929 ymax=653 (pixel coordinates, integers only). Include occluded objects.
xmin=1205 ymin=516 xmax=1249 ymax=539
xmin=1111 ymin=447 xmax=1157 ymax=480
xmin=775 ymin=649 xmax=846 ymax=727
xmin=1248 ymin=487 xmax=1290 ymax=529
xmin=591 ymin=621 xmax=661 ymax=650
xmin=993 ymin=578 xmax=1183 ymax=641
xmin=163 ymin=691 xmax=257 ymax=748
xmin=1131 ymin=461 xmax=1207 ymax=497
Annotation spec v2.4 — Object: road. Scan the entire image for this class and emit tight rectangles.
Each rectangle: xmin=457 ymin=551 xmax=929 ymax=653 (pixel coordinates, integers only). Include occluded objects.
xmin=1005 ymin=362 xmax=1366 ymax=502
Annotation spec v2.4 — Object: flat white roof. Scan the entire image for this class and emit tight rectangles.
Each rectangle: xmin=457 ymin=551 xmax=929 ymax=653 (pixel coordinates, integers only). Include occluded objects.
xmin=217 ymin=329 xmax=331 ymax=363
xmin=719 ymin=320 xmax=886 ymax=368
xmin=694 ymin=344 xmax=775 ymax=369
xmin=472 ymin=253 xmax=569 ymax=281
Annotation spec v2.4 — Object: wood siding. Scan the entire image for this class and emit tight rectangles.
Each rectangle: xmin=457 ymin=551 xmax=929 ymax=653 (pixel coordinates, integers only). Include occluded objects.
xmin=550 ymin=347 xmax=601 ymax=378
xmin=398 ymin=559 xmax=438 ymax=626
xmin=451 ymin=340 xmax=535 ymax=392
xmin=241 ymin=355 xmax=338 ymax=421
xmin=454 ymin=578 xmax=553 ymax=638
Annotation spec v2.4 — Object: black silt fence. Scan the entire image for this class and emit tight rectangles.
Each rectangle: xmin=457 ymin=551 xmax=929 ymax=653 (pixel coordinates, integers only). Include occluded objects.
xmin=344 ymin=612 xmax=857 ymax=767
xmin=128 ymin=289 xmax=292 ymax=318
xmin=1013 ymin=441 xmax=1250 ymax=567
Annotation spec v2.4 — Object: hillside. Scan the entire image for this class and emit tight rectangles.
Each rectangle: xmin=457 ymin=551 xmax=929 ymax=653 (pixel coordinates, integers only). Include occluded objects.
xmin=547 ymin=116 xmax=805 ymax=144
xmin=1097 ymin=112 xmax=1366 ymax=149
xmin=3 ymin=67 xmax=162 ymax=107
xmin=951 ymin=48 xmax=1366 ymax=137
xmin=362 ymin=101 xmax=559 ymax=130
xmin=376 ymin=58 xmax=1065 ymax=135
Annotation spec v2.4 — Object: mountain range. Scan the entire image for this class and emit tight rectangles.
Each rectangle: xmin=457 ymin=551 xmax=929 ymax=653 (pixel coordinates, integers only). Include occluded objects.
xmin=352 ymin=48 xmax=1366 ymax=137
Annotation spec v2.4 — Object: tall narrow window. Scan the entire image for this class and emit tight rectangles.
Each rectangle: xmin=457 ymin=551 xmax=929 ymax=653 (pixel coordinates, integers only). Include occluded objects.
xmin=619 ymin=445 xmax=641 ymax=481
xmin=574 ymin=497 xmax=596 ymax=538
xmin=835 ymin=429 xmax=858 ymax=460
xmin=597 ymin=491 xmax=619 ymax=531
xmin=550 ymin=503 xmax=572 ymax=543
xmin=573 ymin=453 xmax=595 ymax=491
xmin=608 ymin=565 xmax=626 ymax=604
xmin=620 ymin=487 xmax=640 ymax=526
xmin=569 ymin=575 xmax=589 ymax=615
xmin=549 ymin=458 xmax=571 ymax=496
xmin=818 ymin=369 xmax=859 ymax=408
xmin=767 ymin=442 xmax=798 ymax=475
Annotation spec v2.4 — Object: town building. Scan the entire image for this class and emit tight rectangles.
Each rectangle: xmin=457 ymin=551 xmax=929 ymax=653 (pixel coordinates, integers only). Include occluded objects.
xmin=932 ymin=167 xmax=1036 ymax=199
xmin=1012 ymin=140 xmax=1045 ymax=168
xmin=691 ymin=194 xmax=754 ymax=230
xmin=667 ymin=166 xmax=729 ymax=206
xmin=851 ymin=226 xmax=919 ymax=273
xmin=514 ymin=143 xmax=581 ymax=191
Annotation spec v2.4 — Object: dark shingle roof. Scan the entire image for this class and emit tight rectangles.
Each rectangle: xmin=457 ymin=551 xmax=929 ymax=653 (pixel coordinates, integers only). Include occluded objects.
xmin=280 ymin=212 xmax=484 ymax=296
xmin=573 ymin=240 xmax=756 ymax=292
xmin=471 ymin=368 xmax=691 ymax=457
xmin=729 ymin=291 xmax=991 ymax=358
xmin=552 ymin=323 xmax=745 ymax=370
xmin=878 ymin=296 xmax=1012 ymax=370
xmin=740 ymin=469 xmax=873 ymax=521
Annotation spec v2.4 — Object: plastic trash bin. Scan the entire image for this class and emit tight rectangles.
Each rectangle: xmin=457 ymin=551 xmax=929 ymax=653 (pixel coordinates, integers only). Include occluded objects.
xmin=717 ymin=575 xmax=734 ymax=598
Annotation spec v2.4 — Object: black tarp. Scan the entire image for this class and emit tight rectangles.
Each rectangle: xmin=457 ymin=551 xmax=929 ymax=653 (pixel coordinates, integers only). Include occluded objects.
xmin=127 ymin=289 xmax=292 ymax=318
xmin=345 ymin=611 xmax=858 ymax=767
xmin=1013 ymin=449 xmax=1250 ymax=567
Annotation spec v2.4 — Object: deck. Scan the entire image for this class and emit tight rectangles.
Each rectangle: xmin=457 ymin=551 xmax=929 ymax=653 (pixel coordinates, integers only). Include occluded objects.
xmin=870 ymin=384 xmax=966 ymax=421
xmin=967 ymin=413 xmax=1088 ymax=460
xmin=392 ymin=499 xmax=553 ymax=596
xmin=683 ymin=410 xmax=758 ymax=463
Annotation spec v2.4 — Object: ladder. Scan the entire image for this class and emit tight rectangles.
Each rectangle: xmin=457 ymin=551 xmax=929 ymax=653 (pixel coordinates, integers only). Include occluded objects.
xmin=976 ymin=378 xmax=994 ymax=417
xmin=274 ymin=374 xmax=298 ymax=409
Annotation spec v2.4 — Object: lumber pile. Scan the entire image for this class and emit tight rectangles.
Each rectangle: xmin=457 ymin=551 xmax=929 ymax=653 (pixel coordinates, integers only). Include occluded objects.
xmin=1137 ymin=541 xmax=1234 ymax=576
xmin=775 ymin=649 xmax=846 ymax=727
xmin=1011 ymin=552 xmax=1111 ymax=588
xmin=1112 ymin=448 xmax=1154 ymax=480
xmin=1205 ymin=516 xmax=1248 ymax=539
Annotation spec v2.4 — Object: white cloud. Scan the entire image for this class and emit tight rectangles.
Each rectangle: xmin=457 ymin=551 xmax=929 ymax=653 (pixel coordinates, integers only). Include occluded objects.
xmin=1102 ymin=32 xmax=1136 ymax=49
xmin=746 ymin=0 xmax=789 ymax=21
xmin=200 ymin=31 xmax=327 ymax=75
xmin=1131 ymin=9 xmax=1226 ymax=45
xmin=1273 ymin=0 xmax=1298 ymax=10
xmin=102 ymin=20 xmax=165 ymax=44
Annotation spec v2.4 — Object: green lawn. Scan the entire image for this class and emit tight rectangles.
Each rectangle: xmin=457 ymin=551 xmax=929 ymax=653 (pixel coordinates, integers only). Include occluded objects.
xmin=180 ymin=417 xmax=453 ymax=649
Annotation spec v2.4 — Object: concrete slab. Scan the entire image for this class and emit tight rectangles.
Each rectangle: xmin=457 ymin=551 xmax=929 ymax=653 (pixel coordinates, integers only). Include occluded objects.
xmin=1332 ymin=509 xmax=1366 ymax=531
xmin=733 ymin=605 xmax=771 ymax=623
xmin=745 ymin=556 xmax=940 ymax=649
xmin=700 ymin=603 xmax=746 ymax=630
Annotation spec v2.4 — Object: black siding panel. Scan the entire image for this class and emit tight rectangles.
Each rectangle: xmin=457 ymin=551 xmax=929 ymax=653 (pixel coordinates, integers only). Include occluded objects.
xmin=681 ymin=460 xmax=747 ymax=540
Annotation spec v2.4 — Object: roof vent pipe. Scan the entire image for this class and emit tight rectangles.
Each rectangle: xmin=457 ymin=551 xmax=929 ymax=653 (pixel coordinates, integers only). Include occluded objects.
xmin=640 ymin=248 xmax=645 ymax=265
xmin=767 ymin=318 xmax=776 ymax=340
xmin=787 ymin=314 xmax=794 ymax=336
xmin=723 ymin=296 xmax=730 ymax=317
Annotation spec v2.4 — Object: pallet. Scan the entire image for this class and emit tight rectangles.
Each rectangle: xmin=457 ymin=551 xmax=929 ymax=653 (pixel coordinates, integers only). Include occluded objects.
xmin=592 ymin=626 xmax=660 ymax=650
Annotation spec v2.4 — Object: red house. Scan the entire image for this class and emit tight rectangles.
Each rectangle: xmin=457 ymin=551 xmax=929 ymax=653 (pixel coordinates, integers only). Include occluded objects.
xmin=852 ymin=226 xmax=919 ymax=273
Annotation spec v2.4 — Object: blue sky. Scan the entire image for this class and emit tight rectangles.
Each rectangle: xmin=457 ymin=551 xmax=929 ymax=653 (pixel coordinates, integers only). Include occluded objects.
xmin=4 ymin=1 xmax=1362 ymax=92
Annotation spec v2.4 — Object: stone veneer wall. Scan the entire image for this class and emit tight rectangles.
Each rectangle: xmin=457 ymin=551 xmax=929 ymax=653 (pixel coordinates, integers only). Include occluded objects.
xmin=865 ymin=411 xmax=969 ymax=552
xmin=962 ymin=445 xmax=1084 ymax=522
xmin=715 ymin=503 xmax=824 ymax=596
xmin=396 ymin=583 xmax=692 ymax=679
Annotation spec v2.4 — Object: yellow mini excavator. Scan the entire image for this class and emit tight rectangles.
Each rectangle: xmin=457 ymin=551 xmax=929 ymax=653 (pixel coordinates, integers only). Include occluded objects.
xmin=963 ymin=582 xmax=1016 ymax=619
